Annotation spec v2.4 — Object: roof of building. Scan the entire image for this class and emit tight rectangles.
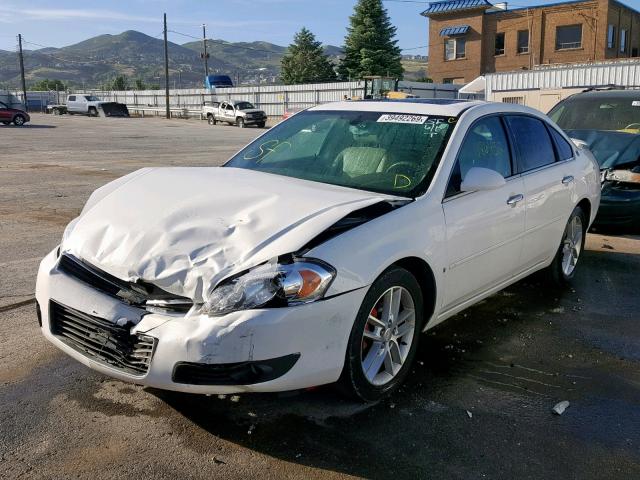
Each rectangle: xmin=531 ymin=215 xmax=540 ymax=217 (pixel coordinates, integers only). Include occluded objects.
xmin=421 ymin=0 xmax=492 ymax=16
xmin=440 ymin=25 xmax=470 ymax=36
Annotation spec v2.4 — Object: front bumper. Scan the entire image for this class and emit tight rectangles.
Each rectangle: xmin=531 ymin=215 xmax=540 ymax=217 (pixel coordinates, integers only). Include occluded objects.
xmin=593 ymin=182 xmax=640 ymax=228
xmin=35 ymin=248 xmax=366 ymax=394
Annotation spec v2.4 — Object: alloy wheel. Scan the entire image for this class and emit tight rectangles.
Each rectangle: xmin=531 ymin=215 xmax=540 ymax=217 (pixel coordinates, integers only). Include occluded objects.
xmin=360 ymin=286 xmax=416 ymax=386
xmin=561 ymin=215 xmax=583 ymax=276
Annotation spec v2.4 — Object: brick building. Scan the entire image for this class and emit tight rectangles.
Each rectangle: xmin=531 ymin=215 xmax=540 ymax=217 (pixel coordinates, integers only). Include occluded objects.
xmin=422 ymin=0 xmax=640 ymax=83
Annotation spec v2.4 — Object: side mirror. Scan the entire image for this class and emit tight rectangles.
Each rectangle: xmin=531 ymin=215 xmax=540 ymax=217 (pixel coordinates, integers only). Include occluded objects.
xmin=461 ymin=167 xmax=506 ymax=192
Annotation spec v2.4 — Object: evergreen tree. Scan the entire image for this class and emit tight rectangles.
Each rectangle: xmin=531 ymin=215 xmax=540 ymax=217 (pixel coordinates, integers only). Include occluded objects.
xmin=281 ymin=28 xmax=336 ymax=85
xmin=338 ymin=0 xmax=404 ymax=80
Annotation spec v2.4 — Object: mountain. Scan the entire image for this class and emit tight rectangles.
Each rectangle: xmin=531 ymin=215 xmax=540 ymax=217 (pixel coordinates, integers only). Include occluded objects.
xmin=0 ymin=30 xmax=423 ymax=89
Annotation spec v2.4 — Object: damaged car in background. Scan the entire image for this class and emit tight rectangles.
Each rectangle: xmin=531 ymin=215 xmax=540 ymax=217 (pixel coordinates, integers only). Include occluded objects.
xmin=36 ymin=100 xmax=601 ymax=402
xmin=549 ymin=89 xmax=640 ymax=230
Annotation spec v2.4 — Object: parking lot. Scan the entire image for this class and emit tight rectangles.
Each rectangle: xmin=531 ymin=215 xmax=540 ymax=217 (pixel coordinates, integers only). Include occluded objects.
xmin=1 ymin=114 xmax=639 ymax=479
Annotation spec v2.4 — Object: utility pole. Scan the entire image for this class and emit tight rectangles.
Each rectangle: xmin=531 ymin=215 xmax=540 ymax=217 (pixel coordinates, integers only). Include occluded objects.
xmin=163 ymin=13 xmax=170 ymax=119
xmin=17 ymin=34 xmax=28 ymax=111
xmin=202 ymin=24 xmax=210 ymax=77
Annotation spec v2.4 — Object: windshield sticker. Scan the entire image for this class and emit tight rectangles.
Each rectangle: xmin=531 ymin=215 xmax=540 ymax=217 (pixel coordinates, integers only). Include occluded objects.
xmin=633 ymin=101 xmax=640 ymax=107
xmin=377 ymin=114 xmax=428 ymax=124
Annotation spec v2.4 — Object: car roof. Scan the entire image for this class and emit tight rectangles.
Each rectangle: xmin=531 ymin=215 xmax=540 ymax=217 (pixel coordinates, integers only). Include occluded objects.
xmin=567 ymin=88 xmax=640 ymax=100
xmin=308 ymin=99 xmax=544 ymax=118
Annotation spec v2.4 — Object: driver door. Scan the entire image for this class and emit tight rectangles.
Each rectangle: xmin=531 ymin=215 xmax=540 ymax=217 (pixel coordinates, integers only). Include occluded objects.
xmin=442 ymin=116 xmax=526 ymax=312
xmin=0 ymin=102 xmax=12 ymax=121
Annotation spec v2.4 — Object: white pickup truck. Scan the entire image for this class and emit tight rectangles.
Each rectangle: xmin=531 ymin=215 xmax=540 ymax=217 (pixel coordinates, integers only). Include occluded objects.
xmin=47 ymin=95 xmax=129 ymax=117
xmin=203 ymin=100 xmax=267 ymax=128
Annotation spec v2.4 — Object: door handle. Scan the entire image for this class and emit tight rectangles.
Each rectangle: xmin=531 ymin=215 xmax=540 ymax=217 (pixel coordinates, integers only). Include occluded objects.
xmin=562 ymin=175 xmax=574 ymax=185
xmin=507 ymin=194 xmax=524 ymax=206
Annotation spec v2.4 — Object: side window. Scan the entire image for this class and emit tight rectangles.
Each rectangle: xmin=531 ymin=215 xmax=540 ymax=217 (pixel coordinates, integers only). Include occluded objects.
xmin=505 ymin=116 xmax=556 ymax=172
xmin=446 ymin=116 xmax=512 ymax=197
xmin=549 ymin=127 xmax=574 ymax=161
xmin=68 ymin=96 xmax=76 ymax=102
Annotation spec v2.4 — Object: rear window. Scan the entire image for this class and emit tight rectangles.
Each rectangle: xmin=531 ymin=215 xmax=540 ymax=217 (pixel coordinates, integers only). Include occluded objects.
xmin=506 ymin=116 xmax=556 ymax=172
xmin=549 ymin=128 xmax=574 ymax=160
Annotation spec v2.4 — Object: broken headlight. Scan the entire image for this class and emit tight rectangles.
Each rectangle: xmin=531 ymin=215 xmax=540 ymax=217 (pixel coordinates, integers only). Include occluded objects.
xmin=201 ymin=258 xmax=336 ymax=317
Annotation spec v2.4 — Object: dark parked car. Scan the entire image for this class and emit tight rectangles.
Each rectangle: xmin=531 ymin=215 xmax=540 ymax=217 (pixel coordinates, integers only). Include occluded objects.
xmin=549 ymin=89 xmax=640 ymax=230
xmin=0 ymin=101 xmax=30 ymax=126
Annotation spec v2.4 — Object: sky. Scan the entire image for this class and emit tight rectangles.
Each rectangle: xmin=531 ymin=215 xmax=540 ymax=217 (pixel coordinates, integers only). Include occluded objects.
xmin=0 ymin=0 xmax=431 ymax=53
xmin=2 ymin=0 xmax=640 ymax=55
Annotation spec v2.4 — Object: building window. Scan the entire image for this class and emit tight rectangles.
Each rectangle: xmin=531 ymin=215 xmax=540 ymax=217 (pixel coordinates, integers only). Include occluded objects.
xmin=517 ymin=30 xmax=529 ymax=54
xmin=443 ymin=77 xmax=465 ymax=84
xmin=556 ymin=24 xmax=582 ymax=50
xmin=445 ymin=37 xmax=466 ymax=60
xmin=620 ymin=29 xmax=627 ymax=53
xmin=607 ymin=24 xmax=616 ymax=49
xmin=495 ymin=32 xmax=505 ymax=55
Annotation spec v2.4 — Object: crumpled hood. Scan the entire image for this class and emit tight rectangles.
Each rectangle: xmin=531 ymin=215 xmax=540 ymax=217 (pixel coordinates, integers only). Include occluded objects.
xmin=62 ymin=167 xmax=398 ymax=302
xmin=566 ymin=129 xmax=639 ymax=169
xmin=239 ymin=109 xmax=265 ymax=115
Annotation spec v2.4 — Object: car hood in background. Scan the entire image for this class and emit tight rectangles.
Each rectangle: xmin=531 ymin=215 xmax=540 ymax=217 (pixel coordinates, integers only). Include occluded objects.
xmin=565 ymin=129 xmax=640 ymax=169
xmin=61 ymin=167 xmax=400 ymax=302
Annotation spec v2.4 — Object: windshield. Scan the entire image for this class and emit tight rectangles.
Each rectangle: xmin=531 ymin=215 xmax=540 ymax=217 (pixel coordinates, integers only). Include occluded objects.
xmin=85 ymin=95 xmax=100 ymax=101
xmin=549 ymin=95 xmax=640 ymax=168
xmin=225 ymin=110 xmax=457 ymax=197
xmin=549 ymin=95 xmax=640 ymax=131
xmin=235 ymin=102 xmax=255 ymax=110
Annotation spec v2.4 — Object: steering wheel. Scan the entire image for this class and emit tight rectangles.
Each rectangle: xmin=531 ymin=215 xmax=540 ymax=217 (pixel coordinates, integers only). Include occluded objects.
xmin=624 ymin=123 xmax=640 ymax=130
xmin=385 ymin=161 xmax=414 ymax=174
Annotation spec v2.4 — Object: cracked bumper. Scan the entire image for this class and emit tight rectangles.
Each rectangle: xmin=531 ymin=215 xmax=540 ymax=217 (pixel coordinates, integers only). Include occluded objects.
xmin=36 ymin=248 xmax=367 ymax=394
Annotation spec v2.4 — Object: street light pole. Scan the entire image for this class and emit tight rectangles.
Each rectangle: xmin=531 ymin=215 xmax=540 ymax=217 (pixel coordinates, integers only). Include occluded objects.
xmin=17 ymin=34 xmax=28 ymax=111
xmin=202 ymin=24 xmax=210 ymax=78
xmin=163 ymin=13 xmax=170 ymax=119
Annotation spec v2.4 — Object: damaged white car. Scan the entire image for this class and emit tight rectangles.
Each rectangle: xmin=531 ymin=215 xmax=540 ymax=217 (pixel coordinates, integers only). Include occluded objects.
xmin=36 ymin=100 xmax=601 ymax=401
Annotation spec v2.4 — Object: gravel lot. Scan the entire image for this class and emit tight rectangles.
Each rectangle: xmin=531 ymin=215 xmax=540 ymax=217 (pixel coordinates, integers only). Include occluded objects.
xmin=1 ymin=114 xmax=639 ymax=479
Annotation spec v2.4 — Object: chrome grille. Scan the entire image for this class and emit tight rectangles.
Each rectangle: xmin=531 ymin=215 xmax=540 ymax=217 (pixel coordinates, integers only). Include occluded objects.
xmin=49 ymin=301 xmax=155 ymax=376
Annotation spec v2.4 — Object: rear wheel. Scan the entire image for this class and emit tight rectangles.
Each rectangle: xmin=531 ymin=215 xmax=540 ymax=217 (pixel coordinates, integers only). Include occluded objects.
xmin=548 ymin=206 xmax=586 ymax=285
xmin=236 ymin=117 xmax=245 ymax=128
xmin=13 ymin=115 xmax=25 ymax=126
xmin=338 ymin=266 xmax=423 ymax=402
xmin=207 ymin=114 xmax=216 ymax=126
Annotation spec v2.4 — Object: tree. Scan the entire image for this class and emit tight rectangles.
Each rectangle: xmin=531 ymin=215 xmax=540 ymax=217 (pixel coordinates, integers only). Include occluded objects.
xmin=134 ymin=78 xmax=147 ymax=90
xmin=281 ymin=28 xmax=336 ymax=85
xmin=111 ymin=75 xmax=128 ymax=91
xmin=338 ymin=0 xmax=404 ymax=80
xmin=31 ymin=78 xmax=67 ymax=91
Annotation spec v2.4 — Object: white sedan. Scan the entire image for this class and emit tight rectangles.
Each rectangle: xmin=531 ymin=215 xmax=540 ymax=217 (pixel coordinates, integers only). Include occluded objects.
xmin=36 ymin=100 xmax=601 ymax=402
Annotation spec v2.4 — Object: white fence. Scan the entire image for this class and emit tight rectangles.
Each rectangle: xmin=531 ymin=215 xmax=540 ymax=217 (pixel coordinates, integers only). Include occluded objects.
xmin=4 ymin=80 xmax=465 ymax=117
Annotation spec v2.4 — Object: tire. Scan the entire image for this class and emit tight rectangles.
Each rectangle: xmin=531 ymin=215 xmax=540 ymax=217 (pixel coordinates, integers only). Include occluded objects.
xmin=53 ymin=108 xmax=60 ymax=116
xmin=548 ymin=205 xmax=587 ymax=286
xmin=207 ymin=115 xmax=216 ymax=126
xmin=338 ymin=266 xmax=424 ymax=402
xmin=236 ymin=117 xmax=245 ymax=128
xmin=257 ymin=122 xmax=266 ymax=128
xmin=13 ymin=115 xmax=25 ymax=126
xmin=88 ymin=107 xmax=98 ymax=117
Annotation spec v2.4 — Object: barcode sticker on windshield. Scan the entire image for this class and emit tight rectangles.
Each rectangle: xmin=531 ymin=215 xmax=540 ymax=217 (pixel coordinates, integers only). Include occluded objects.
xmin=377 ymin=114 xmax=428 ymax=124
xmin=632 ymin=101 xmax=640 ymax=107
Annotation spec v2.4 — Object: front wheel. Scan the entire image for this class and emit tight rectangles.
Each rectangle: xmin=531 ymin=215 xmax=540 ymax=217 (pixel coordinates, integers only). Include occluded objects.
xmin=257 ymin=122 xmax=266 ymax=128
xmin=548 ymin=206 xmax=587 ymax=286
xmin=338 ymin=266 xmax=424 ymax=402
xmin=236 ymin=117 xmax=245 ymax=128
xmin=88 ymin=107 xmax=98 ymax=117
xmin=13 ymin=115 xmax=25 ymax=126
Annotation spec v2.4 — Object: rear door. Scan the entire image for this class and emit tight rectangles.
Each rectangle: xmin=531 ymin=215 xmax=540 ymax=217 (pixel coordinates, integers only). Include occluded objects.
xmin=67 ymin=95 xmax=77 ymax=112
xmin=504 ymin=115 xmax=576 ymax=270
xmin=442 ymin=115 xmax=526 ymax=311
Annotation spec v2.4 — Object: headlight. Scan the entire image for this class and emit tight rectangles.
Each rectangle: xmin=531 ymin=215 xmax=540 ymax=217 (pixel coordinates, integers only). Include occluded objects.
xmin=201 ymin=258 xmax=335 ymax=316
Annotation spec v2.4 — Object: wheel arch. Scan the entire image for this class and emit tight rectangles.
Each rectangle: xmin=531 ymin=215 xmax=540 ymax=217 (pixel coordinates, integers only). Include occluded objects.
xmin=576 ymin=197 xmax=592 ymax=227
xmin=390 ymin=256 xmax=437 ymax=327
